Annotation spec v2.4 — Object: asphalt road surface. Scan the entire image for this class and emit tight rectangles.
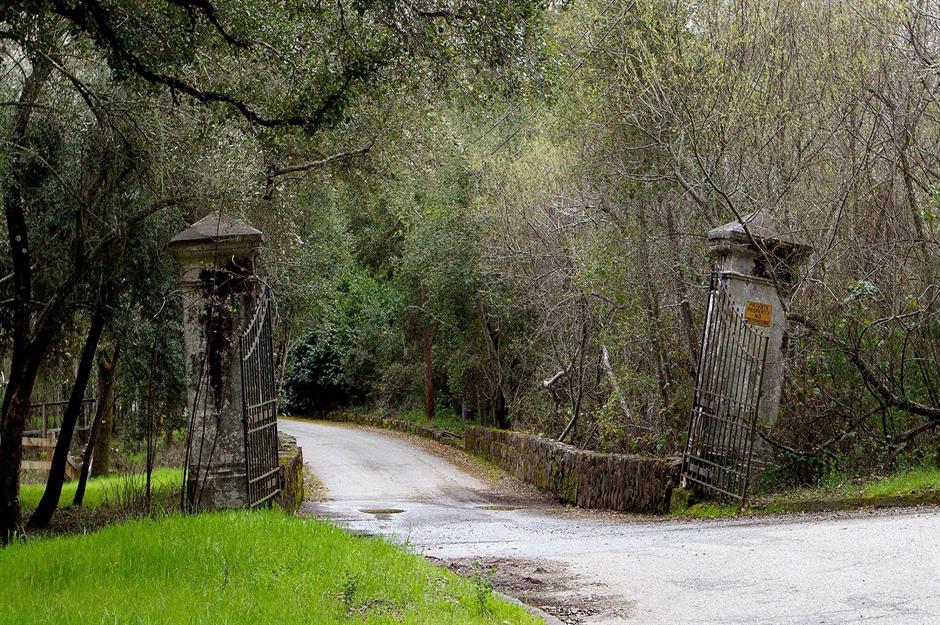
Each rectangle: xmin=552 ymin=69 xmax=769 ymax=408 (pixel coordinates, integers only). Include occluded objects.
xmin=278 ymin=418 xmax=940 ymax=625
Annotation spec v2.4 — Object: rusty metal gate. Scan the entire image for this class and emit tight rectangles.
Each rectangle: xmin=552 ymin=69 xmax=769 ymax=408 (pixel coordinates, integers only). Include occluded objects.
xmin=681 ymin=272 xmax=769 ymax=502
xmin=240 ymin=285 xmax=281 ymax=507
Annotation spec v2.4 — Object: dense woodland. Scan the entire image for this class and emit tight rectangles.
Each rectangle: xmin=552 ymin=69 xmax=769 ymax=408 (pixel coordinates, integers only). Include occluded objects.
xmin=2 ymin=0 xmax=940 ymax=540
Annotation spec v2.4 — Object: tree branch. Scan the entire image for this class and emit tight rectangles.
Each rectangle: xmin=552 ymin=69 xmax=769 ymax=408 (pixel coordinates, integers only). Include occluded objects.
xmin=164 ymin=0 xmax=249 ymax=48
xmin=789 ymin=313 xmax=940 ymax=423
xmin=264 ymin=140 xmax=374 ymax=199
xmin=50 ymin=0 xmax=369 ymax=132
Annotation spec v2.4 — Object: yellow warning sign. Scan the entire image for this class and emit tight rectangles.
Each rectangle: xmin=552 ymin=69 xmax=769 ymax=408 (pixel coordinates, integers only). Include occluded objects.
xmin=744 ymin=301 xmax=772 ymax=327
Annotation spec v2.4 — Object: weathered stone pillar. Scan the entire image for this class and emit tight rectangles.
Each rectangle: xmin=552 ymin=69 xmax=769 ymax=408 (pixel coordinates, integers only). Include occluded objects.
xmin=169 ymin=212 xmax=263 ymax=509
xmin=707 ymin=212 xmax=811 ymax=427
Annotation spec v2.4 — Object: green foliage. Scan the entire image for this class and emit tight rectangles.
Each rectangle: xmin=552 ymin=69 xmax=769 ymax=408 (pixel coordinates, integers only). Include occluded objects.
xmin=284 ymin=267 xmax=401 ymax=412
xmin=396 ymin=203 xmax=493 ymax=407
xmin=8 ymin=1 xmax=549 ymax=133
xmin=10 ymin=0 xmax=940 ymax=494
xmin=673 ymin=503 xmax=740 ymax=519
xmin=395 ymin=408 xmax=467 ymax=434
xmin=0 ymin=0 xmax=551 ymax=454
xmin=340 ymin=571 xmax=360 ymax=613
xmin=470 ymin=563 xmax=496 ymax=615
xmin=0 ymin=511 xmax=540 ymax=625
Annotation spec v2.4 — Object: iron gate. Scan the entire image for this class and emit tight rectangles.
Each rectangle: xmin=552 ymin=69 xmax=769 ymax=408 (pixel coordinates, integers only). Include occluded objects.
xmin=681 ymin=273 xmax=769 ymax=502
xmin=240 ymin=285 xmax=281 ymax=507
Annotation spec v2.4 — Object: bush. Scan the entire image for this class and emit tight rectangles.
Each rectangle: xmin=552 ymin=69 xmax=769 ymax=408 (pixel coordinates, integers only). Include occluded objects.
xmin=283 ymin=267 xmax=400 ymax=412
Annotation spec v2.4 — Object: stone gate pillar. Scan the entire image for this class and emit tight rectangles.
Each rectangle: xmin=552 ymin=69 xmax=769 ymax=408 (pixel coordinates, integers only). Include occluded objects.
xmin=707 ymin=212 xmax=812 ymax=427
xmin=169 ymin=212 xmax=263 ymax=509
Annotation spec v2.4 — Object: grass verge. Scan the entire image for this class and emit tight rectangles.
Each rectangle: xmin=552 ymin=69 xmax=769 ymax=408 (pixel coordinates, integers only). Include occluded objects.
xmin=0 ymin=510 xmax=540 ymax=625
xmin=394 ymin=408 xmax=467 ymax=434
xmin=20 ymin=468 xmax=183 ymax=510
xmin=674 ymin=466 xmax=940 ymax=519
xmin=863 ymin=467 xmax=940 ymax=497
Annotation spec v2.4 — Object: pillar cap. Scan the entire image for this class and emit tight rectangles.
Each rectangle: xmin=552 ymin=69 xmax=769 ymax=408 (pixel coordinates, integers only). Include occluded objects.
xmin=708 ymin=212 xmax=811 ymax=256
xmin=169 ymin=212 xmax=262 ymax=259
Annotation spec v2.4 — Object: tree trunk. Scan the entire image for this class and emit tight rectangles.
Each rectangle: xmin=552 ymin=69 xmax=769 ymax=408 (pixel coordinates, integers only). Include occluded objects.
xmin=90 ymin=348 xmax=119 ymax=478
xmin=423 ymin=329 xmax=434 ymax=419
xmin=0 ymin=356 xmax=44 ymax=542
xmin=494 ymin=386 xmax=510 ymax=429
xmin=601 ymin=345 xmax=632 ymax=420
xmin=663 ymin=199 xmax=699 ymax=371
xmin=558 ymin=412 xmax=577 ymax=443
xmin=28 ymin=305 xmax=107 ymax=530
xmin=73 ymin=398 xmax=103 ymax=507
xmin=0 ymin=60 xmax=51 ymax=544
xmin=74 ymin=346 xmax=120 ymax=506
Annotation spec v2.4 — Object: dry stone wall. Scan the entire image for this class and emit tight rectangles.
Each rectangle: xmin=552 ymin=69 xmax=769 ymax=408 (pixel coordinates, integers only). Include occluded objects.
xmin=465 ymin=426 xmax=681 ymax=514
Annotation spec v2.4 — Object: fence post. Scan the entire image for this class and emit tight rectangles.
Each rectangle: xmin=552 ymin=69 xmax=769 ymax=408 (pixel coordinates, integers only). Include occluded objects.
xmin=169 ymin=212 xmax=263 ymax=510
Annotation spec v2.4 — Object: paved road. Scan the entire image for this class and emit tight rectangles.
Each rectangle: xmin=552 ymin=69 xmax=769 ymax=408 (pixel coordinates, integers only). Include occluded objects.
xmin=279 ymin=419 xmax=940 ymax=625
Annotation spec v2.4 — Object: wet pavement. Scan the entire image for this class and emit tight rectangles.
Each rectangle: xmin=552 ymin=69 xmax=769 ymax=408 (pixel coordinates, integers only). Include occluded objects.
xmin=279 ymin=418 xmax=940 ymax=625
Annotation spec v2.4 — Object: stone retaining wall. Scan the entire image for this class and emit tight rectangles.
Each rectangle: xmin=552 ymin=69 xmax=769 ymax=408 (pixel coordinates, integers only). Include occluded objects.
xmin=306 ymin=412 xmax=679 ymax=514
xmin=277 ymin=432 xmax=304 ymax=513
xmin=465 ymin=426 xmax=681 ymax=514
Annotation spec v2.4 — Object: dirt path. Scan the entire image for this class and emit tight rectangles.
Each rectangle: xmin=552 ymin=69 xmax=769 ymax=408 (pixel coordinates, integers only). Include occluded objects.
xmin=279 ymin=418 xmax=940 ymax=625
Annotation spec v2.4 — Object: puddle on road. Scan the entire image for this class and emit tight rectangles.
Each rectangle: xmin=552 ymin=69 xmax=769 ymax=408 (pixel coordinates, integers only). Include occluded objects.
xmin=477 ymin=505 xmax=520 ymax=511
xmin=359 ymin=508 xmax=405 ymax=520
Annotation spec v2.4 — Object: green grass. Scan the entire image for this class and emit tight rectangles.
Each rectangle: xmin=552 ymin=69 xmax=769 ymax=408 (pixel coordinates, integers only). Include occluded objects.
xmin=318 ymin=406 xmax=470 ymax=435
xmin=675 ymin=503 xmax=740 ymax=518
xmin=20 ymin=468 xmax=183 ymax=510
xmin=396 ymin=408 xmax=467 ymax=434
xmin=774 ymin=465 xmax=940 ymax=503
xmin=673 ymin=466 xmax=940 ymax=519
xmin=0 ymin=510 xmax=540 ymax=625
xmin=864 ymin=467 xmax=940 ymax=498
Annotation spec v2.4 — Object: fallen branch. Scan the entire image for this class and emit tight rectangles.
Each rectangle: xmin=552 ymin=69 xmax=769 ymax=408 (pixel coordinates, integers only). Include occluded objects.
xmin=541 ymin=369 xmax=566 ymax=388
xmin=757 ymin=405 xmax=881 ymax=459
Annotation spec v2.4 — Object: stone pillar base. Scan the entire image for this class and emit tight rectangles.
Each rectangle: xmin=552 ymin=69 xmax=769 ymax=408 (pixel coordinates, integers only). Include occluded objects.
xmin=186 ymin=464 xmax=249 ymax=510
